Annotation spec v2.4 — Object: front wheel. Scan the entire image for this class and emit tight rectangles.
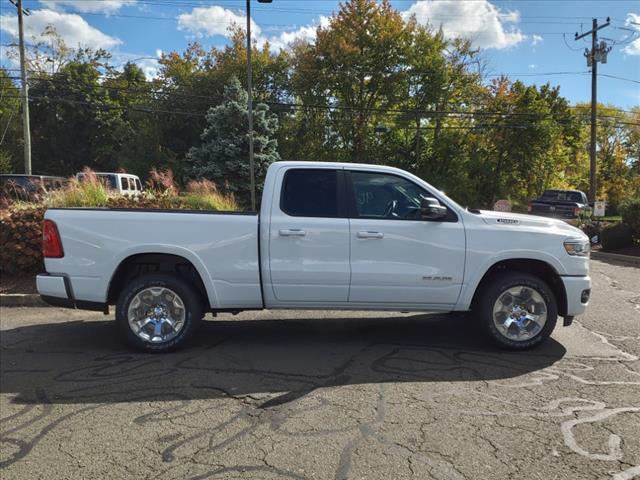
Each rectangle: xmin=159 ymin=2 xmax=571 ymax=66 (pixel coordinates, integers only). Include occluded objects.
xmin=116 ymin=274 xmax=203 ymax=353
xmin=475 ymin=272 xmax=558 ymax=350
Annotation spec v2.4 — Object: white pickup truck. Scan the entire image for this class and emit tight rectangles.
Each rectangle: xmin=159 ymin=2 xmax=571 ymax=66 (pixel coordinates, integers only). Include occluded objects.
xmin=37 ymin=161 xmax=591 ymax=352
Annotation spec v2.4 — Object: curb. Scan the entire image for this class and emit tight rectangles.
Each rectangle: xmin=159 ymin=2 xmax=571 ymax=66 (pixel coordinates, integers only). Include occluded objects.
xmin=591 ymin=251 xmax=640 ymax=267
xmin=0 ymin=294 xmax=48 ymax=307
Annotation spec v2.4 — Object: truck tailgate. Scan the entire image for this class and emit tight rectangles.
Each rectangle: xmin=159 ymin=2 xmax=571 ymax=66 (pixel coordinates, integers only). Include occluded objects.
xmin=43 ymin=208 xmax=261 ymax=309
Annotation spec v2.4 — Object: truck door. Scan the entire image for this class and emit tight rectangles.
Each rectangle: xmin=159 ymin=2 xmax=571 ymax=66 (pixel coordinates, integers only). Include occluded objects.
xmin=268 ymin=167 xmax=350 ymax=302
xmin=346 ymin=170 xmax=465 ymax=307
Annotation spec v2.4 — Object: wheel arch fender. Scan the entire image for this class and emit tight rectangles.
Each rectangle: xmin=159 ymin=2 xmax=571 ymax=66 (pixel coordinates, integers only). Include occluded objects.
xmin=105 ymin=245 xmax=218 ymax=309
xmin=458 ymin=252 xmax=568 ymax=315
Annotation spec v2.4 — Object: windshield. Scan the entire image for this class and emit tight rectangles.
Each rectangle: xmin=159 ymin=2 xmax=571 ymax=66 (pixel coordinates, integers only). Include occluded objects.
xmin=0 ymin=176 xmax=41 ymax=192
xmin=542 ymin=191 xmax=583 ymax=202
xmin=78 ymin=173 xmax=118 ymax=189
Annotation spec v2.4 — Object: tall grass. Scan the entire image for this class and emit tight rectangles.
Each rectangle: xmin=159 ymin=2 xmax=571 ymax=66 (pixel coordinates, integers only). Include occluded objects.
xmin=31 ymin=168 xmax=239 ymax=211
xmin=183 ymin=179 xmax=238 ymax=211
xmin=45 ymin=169 xmax=110 ymax=208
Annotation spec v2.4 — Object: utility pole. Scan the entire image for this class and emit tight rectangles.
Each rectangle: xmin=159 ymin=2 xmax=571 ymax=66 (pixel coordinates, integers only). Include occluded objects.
xmin=10 ymin=0 xmax=32 ymax=174
xmin=575 ymin=17 xmax=610 ymax=202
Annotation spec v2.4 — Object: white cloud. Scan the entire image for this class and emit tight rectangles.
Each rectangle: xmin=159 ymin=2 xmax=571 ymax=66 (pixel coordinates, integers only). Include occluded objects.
xmin=262 ymin=16 xmax=330 ymax=51
xmin=112 ymin=52 xmax=161 ymax=80
xmin=531 ymin=35 xmax=543 ymax=46
xmin=177 ymin=6 xmax=259 ymax=39
xmin=0 ymin=9 xmax=121 ymax=49
xmin=402 ymin=0 xmax=525 ymax=49
xmin=176 ymin=6 xmax=330 ymax=52
xmin=135 ymin=57 xmax=160 ymax=79
xmin=39 ymin=0 xmax=136 ymax=14
xmin=622 ymin=13 xmax=640 ymax=56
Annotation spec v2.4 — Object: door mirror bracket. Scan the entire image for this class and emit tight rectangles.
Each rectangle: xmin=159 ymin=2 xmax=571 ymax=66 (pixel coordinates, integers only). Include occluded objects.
xmin=420 ymin=197 xmax=447 ymax=220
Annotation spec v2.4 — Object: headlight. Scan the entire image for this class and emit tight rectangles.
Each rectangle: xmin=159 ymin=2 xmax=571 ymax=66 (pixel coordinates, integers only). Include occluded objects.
xmin=564 ymin=238 xmax=590 ymax=257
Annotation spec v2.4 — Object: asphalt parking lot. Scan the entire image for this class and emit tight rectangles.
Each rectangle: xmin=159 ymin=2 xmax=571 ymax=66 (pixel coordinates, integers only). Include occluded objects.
xmin=1 ymin=258 xmax=639 ymax=480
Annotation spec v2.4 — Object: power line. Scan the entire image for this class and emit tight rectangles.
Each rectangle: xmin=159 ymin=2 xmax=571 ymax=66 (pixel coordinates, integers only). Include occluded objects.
xmin=598 ymin=73 xmax=640 ymax=84
xmin=16 ymin=1 xmax=628 ymax=21
xmin=3 ymin=73 xmax=638 ymax=121
xmin=2 ymin=89 xmax=636 ymax=128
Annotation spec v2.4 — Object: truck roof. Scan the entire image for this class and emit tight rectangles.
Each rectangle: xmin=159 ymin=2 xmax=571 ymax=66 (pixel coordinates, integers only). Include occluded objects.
xmin=542 ymin=188 xmax=584 ymax=193
xmin=272 ymin=160 xmax=409 ymax=174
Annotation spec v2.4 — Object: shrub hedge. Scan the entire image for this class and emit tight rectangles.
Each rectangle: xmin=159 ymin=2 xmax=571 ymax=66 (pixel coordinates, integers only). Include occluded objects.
xmin=0 ymin=205 xmax=47 ymax=274
xmin=618 ymin=197 xmax=640 ymax=239
xmin=600 ymin=223 xmax=634 ymax=252
xmin=1 ymin=170 xmax=239 ymax=275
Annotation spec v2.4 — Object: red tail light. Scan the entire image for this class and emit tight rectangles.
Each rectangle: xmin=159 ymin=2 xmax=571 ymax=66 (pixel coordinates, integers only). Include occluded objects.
xmin=43 ymin=220 xmax=64 ymax=258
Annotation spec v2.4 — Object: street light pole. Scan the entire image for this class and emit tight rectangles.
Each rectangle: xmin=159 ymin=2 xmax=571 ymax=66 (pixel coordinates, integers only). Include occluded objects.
xmin=246 ymin=0 xmax=256 ymax=211
xmin=246 ymin=0 xmax=272 ymax=212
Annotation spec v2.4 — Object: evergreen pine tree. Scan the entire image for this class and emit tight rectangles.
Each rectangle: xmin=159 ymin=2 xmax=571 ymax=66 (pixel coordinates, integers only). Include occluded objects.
xmin=184 ymin=77 xmax=280 ymax=205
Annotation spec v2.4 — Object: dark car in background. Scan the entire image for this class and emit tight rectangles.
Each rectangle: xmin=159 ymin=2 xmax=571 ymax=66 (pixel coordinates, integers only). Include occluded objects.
xmin=528 ymin=189 xmax=590 ymax=219
xmin=0 ymin=174 xmax=67 ymax=200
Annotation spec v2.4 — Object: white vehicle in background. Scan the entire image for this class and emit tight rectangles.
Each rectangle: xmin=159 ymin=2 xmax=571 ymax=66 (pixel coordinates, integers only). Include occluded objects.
xmin=40 ymin=161 xmax=591 ymax=353
xmin=76 ymin=172 xmax=143 ymax=196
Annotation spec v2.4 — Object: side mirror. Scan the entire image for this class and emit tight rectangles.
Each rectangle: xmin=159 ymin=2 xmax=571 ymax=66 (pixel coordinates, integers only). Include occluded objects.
xmin=420 ymin=197 xmax=447 ymax=220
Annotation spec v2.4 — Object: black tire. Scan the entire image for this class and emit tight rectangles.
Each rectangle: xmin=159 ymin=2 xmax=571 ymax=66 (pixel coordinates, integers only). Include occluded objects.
xmin=475 ymin=272 xmax=558 ymax=350
xmin=116 ymin=273 xmax=203 ymax=353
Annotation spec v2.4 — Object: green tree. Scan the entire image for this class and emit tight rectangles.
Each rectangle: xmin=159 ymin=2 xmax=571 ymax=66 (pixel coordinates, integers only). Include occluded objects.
xmin=292 ymin=0 xmax=414 ymax=162
xmin=0 ymin=68 xmax=22 ymax=172
xmin=28 ymin=54 xmax=129 ymax=175
xmin=103 ymin=62 xmax=171 ymax=178
xmin=184 ymin=77 xmax=280 ymax=205
xmin=155 ymin=30 xmax=290 ymax=175
xmin=462 ymin=78 xmax=579 ymax=207
xmin=572 ymin=103 xmax=640 ymax=208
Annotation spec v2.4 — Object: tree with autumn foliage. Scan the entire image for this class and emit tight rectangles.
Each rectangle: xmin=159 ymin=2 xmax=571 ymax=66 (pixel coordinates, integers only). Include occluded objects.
xmin=1 ymin=0 xmax=638 ymax=211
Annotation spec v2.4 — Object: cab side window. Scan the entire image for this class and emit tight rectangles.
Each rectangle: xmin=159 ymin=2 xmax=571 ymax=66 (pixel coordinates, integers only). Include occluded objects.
xmin=281 ymin=169 xmax=338 ymax=218
xmin=348 ymin=171 xmax=456 ymax=222
xmin=350 ymin=172 xmax=425 ymax=220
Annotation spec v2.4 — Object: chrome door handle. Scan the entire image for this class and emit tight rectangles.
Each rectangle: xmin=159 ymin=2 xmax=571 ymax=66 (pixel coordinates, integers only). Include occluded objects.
xmin=279 ymin=229 xmax=307 ymax=237
xmin=357 ymin=231 xmax=384 ymax=239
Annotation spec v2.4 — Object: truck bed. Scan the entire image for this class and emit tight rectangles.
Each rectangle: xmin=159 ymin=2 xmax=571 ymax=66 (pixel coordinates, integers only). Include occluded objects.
xmin=42 ymin=208 xmax=262 ymax=309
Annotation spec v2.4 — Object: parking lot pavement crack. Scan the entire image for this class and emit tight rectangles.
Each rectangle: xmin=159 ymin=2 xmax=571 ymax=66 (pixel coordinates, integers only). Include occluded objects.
xmin=391 ymin=442 xmax=468 ymax=480
xmin=474 ymin=425 xmax=515 ymax=475
xmin=57 ymin=439 xmax=83 ymax=470
xmin=406 ymin=453 xmax=417 ymax=477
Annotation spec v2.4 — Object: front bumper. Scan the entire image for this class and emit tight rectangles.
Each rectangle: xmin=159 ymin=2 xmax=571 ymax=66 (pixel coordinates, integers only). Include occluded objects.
xmin=36 ymin=274 xmax=106 ymax=312
xmin=561 ymin=275 xmax=591 ymax=317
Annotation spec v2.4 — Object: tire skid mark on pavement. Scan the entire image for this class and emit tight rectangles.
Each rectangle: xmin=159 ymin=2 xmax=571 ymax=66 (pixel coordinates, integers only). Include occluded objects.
xmin=560 ymin=406 xmax=640 ymax=461
xmin=0 ymin=388 xmax=102 ymax=469
xmin=1 ymin=299 xmax=639 ymax=479
xmin=610 ymin=465 xmax=640 ymax=480
xmin=461 ymin=315 xmax=640 ymax=480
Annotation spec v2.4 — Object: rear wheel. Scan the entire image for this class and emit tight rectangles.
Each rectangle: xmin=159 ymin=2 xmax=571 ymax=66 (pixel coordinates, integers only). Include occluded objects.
xmin=476 ymin=272 xmax=557 ymax=350
xmin=116 ymin=274 xmax=203 ymax=352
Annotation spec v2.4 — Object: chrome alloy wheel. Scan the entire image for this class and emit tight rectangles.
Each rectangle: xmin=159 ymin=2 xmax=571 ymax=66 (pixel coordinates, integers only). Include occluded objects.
xmin=492 ymin=285 xmax=548 ymax=342
xmin=127 ymin=287 xmax=186 ymax=343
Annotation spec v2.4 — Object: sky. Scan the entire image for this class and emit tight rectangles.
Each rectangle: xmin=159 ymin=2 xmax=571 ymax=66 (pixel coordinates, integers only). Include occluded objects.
xmin=1 ymin=0 xmax=639 ymax=109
